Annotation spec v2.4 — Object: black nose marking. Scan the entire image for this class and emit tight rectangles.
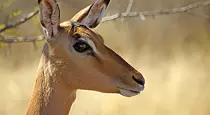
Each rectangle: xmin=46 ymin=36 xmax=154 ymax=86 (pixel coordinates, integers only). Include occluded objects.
xmin=132 ymin=76 xmax=144 ymax=86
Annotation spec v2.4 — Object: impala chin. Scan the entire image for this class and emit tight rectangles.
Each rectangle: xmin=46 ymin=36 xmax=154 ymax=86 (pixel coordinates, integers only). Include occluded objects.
xmin=118 ymin=85 xmax=145 ymax=97
xmin=120 ymin=89 xmax=140 ymax=97
xmin=27 ymin=0 xmax=146 ymax=114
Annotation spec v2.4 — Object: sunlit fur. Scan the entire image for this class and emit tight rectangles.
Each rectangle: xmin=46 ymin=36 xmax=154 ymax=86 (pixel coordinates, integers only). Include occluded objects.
xmin=41 ymin=23 xmax=145 ymax=93
xmin=26 ymin=0 xmax=145 ymax=115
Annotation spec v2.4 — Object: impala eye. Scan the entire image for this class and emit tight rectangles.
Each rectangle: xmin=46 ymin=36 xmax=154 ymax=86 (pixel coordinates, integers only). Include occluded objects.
xmin=73 ymin=41 xmax=92 ymax=53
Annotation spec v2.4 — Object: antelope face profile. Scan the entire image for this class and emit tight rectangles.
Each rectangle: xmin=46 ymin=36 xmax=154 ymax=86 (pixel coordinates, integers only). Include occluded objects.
xmin=39 ymin=0 xmax=145 ymax=97
xmin=53 ymin=23 xmax=145 ymax=96
xmin=27 ymin=0 xmax=145 ymax=114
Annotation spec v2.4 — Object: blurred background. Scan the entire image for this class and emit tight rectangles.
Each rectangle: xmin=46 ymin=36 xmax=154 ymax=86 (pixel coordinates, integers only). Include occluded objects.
xmin=0 ymin=0 xmax=210 ymax=115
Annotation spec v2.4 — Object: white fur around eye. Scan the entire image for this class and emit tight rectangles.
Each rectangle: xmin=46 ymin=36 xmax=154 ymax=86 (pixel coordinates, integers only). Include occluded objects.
xmin=78 ymin=38 xmax=99 ymax=55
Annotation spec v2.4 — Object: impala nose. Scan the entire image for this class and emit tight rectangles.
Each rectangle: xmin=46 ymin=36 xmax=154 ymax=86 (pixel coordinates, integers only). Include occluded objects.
xmin=132 ymin=74 xmax=145 ymax=90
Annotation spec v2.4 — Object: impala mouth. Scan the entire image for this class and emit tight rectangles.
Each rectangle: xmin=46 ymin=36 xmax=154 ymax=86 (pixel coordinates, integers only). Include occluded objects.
xmin=118 ymin=85 xmax=144 ymax=97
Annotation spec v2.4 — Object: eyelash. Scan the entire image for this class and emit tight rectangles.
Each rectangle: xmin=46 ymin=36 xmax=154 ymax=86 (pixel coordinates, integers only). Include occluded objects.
xmin=73 ymin=40 xmax=92 ymax=53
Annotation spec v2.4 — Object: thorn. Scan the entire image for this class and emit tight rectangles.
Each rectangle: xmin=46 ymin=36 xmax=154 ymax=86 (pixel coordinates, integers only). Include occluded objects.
xmin=139 ymin=13 xmax=146 ymax=21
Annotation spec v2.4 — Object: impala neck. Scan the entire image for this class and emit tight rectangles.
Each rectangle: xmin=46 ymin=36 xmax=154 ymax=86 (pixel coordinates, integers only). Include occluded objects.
xmin=26 ymin=47 xmax=76 ymax=115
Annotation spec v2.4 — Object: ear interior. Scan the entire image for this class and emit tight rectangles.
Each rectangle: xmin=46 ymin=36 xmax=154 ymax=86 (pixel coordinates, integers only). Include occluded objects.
xmin=71 ymin=0 xmax=110 ymax=28
xmin=39 ymin=0 xmax=60 ymax=38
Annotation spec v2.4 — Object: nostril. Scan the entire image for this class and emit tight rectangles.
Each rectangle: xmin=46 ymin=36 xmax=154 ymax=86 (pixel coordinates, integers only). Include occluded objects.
xmin=132 ymin=76 xmax=144 ymax=85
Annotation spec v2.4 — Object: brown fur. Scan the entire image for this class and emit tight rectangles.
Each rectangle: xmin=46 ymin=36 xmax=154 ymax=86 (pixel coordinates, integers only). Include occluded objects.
xmin=26 ymin=0 xmax=145 ymax=115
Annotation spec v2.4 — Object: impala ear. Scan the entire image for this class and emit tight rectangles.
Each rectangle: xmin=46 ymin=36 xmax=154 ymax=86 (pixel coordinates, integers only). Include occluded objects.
xmin=38 ymin=0 xmax=60 ymax=39
xmin=71 ymin=0 xmax=110 ymax=28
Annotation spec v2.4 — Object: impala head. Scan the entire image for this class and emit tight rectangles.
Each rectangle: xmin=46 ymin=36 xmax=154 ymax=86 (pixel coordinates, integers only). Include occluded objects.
xmin=39 ymin=0 xmax=145 ymax=97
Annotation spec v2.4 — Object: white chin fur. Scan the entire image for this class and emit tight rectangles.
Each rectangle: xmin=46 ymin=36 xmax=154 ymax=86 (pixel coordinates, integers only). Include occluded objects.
xmin=120 ymin=89 xmax=140 ymax=97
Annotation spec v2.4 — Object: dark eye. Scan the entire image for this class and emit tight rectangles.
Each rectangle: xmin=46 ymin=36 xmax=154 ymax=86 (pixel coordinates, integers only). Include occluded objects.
xmin=73 ymin=41 xmax=92 ymax=53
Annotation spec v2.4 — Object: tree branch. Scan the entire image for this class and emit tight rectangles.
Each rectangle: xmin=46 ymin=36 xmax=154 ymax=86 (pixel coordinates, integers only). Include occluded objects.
xmin=0 ymin=34 xmax=44 ymax=43
xmin=1 ymin=0 xmax=210 ymax=44
xmin=0 ymin=33 xmax=44 ymax=55
xmin=0 ymin=9 xmax=39 ymax=33
xmin=125 ymin=0 xmax=134 ymax=14
xmin=102 ymin=0 xmax=210 ymax=22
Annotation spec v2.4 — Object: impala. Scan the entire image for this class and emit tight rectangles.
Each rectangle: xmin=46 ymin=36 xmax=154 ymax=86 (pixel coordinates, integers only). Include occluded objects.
xmin=26 ymin=0 xmax=145 ymax=114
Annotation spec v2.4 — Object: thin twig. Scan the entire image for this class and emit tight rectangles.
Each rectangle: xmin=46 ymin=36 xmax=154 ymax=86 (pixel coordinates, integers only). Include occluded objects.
xmin=0 ymin=9 xmax=39 ymax=33
xmin=102 ymin=0 xmax=210 ymax=22
xmin=0 ymin=34 xmax=44 ymax=43
xmin=0 ymin=34 xmax=44 ymax=55
xmin=125 ymin=0 xmax=134 ymax=14
xmin=1 ymin=0 xmax=210 ymax=44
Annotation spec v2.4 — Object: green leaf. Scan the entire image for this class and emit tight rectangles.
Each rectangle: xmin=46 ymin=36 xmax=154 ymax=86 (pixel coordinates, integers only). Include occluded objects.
xmin=0 ymin=5 xmax=3 ymax=11
xmin=0 ymin=0 xmax=15 ymax=11
xmin=9 ymin=9 xmax=22 ymax=18
xmin=33 ymin=6 xmax=39 ymax=10
xmin=4 ymin=0 xmax=15 ymax=8
xmin=0 ymin=24 xmax=6 ymax=29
